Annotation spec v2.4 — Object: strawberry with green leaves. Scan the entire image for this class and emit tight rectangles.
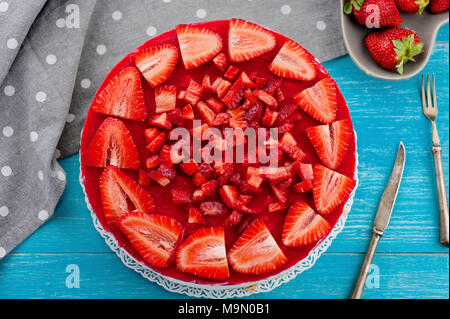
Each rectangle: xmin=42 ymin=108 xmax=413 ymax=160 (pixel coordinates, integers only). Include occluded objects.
xmin=395 ymin=0 xmax=430 ymax=14
xmin=365 ymin=28 xmax=424 ymax=74
xmin=344 ymin=0 xmax=402 ymax=28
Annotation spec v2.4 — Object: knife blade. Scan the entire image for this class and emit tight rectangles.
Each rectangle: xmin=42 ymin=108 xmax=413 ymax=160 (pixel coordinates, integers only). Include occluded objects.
xmin=373 ymin=141 xmax=406 ymax=234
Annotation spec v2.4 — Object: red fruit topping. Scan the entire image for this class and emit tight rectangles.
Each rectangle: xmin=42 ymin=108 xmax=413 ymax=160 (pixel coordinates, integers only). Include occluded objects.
xmin=307 ymin=119 xmax=352 ymax=170
xmin=182 ymin=104 xmax=195 ymax=120
xmin=262 ymin=107 xmax=279 ymax=127
xmin=180 ymin=160 xmax=200 ymax=176
xmin=177 ymin=90 xmax=186 ymax=100
xmin=192 ymin=171 xmax=208 ymax=186
xmin=92 ymin=67 xmax=147 ymax=121
xmin=188 ymin=207 xmax=206 ymax=224
xmin=282 ymin=201 xmax=330 ymax=247
xmin=212 ymin=52 xmax=229 ymax=72
xmin=268 ymin=201 xmax=286 ymax=213
xmin=195 ymin=101 xmax=216 ymax=126
xmin=294 ymin=77 xmax=337 ymax=124
xmin=100 ymin=166 xmax=155 ymax=225
xmin=276 ymin=104 xmax=298 ymax=126
xmin=219 ymin=185 xmax=239 ymax=208
xmin=253 ymin=89 xmax=278 ymax=110
xmin=119 ymin=212 xmax=183 ymax=267
xmin=213 ymin=78 xmax=232 ymax=99
xmin=176 ymin=227 xmax=230 ymax=280
xmin=270 ymin=40 xmax=317 ymax=81
xmin=263 ymin=166 xmax=291 ymax=184
xmin=149 ymin=170 xmax=171 ymax=186
xmin=200 ymin=201 xmax=226 ymax=216
xmin=293 ymin=180 xmax=313 ymax=193
xmin=145 ymin=155 xmax=160 ymax=170
xmin=206 ymin=98 xmax=225 ymax=113
xmin=224 ymin=65 xmax=240 ymax=81
xmin=313 ymin=164 xmax=356 ymax=215
xmin=157 ymin=164 xmax=177 ymax=181
xmin=144 ymin=127 xmax=160 ymax=143
xmin=155 ymin=85 xmax=177 ymax=113
xmin=222 ymin=79 xmax=244 ymax=109
xmin=230 ymin=119 xmax=249 ymax=130
xmin=240 ymin=72 xmax=256 ymax=89
xmin=86 ymin=117 xmax=140 ymax=169
xmin=134 ymin=44 xmax=178 ymax=88
xmin=262 ymin=78 xmax=282 ymax=95
xmin=230 ymin=173 xmax=242 ymax=186
xmin=228 ymin=19 xmax=276 ymax=62
xmin=279 ymin=132 xmax=307 ymax=161
xmin=149 ymin=112 xmax=172 ymax=130
xmin=171 ymin=189 xmax=193 ymax=205
xmin=212 ymin=112 xmax=231 ymax=126
xmin=228 ymin=219 xmax=287 ymax=275
xmin=138 ymin=169 xmax=151 ymax=186
xmin=193 ymin=180 xmax=219 ymax=201
xmin=270 ymin=182 xmax=288 ymax=203
xmin=293 ymin=162 xmax=313 ymax=180
xmin=146 ymin=132 xmax=166 ymax=153
xmin=202 ymin=74 xmax=212 ymax=90
xmin=225 ymin=210 xmax=244 ymax=227
xmin=276 ymin=88 xmax=285 ymax=102
xmin=176 ymin=25 xmax=223 ymax=70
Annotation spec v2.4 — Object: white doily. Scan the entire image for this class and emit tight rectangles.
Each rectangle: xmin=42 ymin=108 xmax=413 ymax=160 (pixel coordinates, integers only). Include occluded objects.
xmin=79 ymin=132 xmax=359 ymax=299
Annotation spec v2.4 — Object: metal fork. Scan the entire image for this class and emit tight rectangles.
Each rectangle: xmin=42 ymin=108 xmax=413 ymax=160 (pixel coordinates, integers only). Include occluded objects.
xmin=421 ymin=73 xmax=449 ymax=247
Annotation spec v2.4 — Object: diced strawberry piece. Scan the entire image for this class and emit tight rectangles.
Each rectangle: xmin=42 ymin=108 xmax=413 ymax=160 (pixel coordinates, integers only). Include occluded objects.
xmin=157 ymin=164 xmax=177 ymax=181
xmin=100 ymin=166 xmax=155 ymax=226
xmin=229 ymin=119 xmax=249 ymax=130
xmin=279 ymin=132 xmax=307 ymax=161
xmin=155 ymin=85 xmax=176 ymax=113
xmin=214 ymin=78 xmax=232 ymax=99
xmin=188 ymin=207 xmax=206 ymax=224
xmin=240 ymin=71 xmax=256 ymax=89
xmin=294 ymin=77 xmax=337 ymax=124
xmin=262 ymin=107 xmax=279 ymax=127
xmin=199 ymin=180 xmax=219 ymax=199
xmin=206 ymin=98 xmax=225 ymax=113
xmin=192 ymin=171 xmax=208 ymax=186
xmin=177 ymin=90 xmax=186 ymax=100
xmin=138 ymin=169 xmax=151 ymax=186
xmin=146 ymin=155 xmax=160 ymax=170
xmin=282 ymin=201 xmax=330 ymax=247
xmin=246 ymin=166 xmax=261 ymax=177
xmin=146 ymin=132 xmax=166 ymax=153
xmin=270 ymin=182 xmax=287 ymax=203
xmin=171 ymin=189 xmax=193 ymax=205
xmin=222 ymin=79 xmax=244 ymax=109
xmin=176 ymin=25 xmax=223 ymax=70
xmin=134 ymin=44 xmax=178 ymax=88
xmin=253 ymin=89 xmax=278 ymax=110
xmin=219 ymin=185 xmax=239 ymax=208
xmin=119 ymin=212 xmax=183 ymax=267
xmin=307 ymin=119 xmax=352 ymax=170
xmin=286 ymin=112 xmax=302 ymax=124
xmin=268 ymin=201 xmax=286 ymax=213
xmin=176 ymin=227 xmax=229 ymax=280
xmin=213 ymin=53 xmax=228 ymax=72
xmin=263 ymin=78 xmax=282 ymax=95
xmin=229 ymin=173 xmax=242 ymax=186
xmin=86 ymin=117 xmax=140 ymax=169
xmin=225 ymin=210 xmax=244 ymax=227
xmin=255 ymin=76 xmax=268 ymax=87
xmin=293 ymin=180 xmax=313 ymax=193
xmin=263 ymin=166 xmax=291 ymax=184
xmin=270 ymin=39 xmax=317 ymax=81
xmin=242 ymin=98 xmax=253 ymax=110
xmin=276 ymin=88 xmax=285 ymax=102
xmin=180 ymin=159 xmax=199 ymax=176
xmin=184 ymin=91 xmax=200 ymax=106
xmin=247 ymin=174 xmax=263 ymax=190
xmin=293 ymin=162 xmax=313 ymax=180
xmin=187 ymin=79 xmax=203 ymax=97
xmin=92 ymin=67 xmax=147 ymax=121
xmin=228 ymin=19 xmax=276 ymax=62
xmin=168 ymin=108 xmax=184 ymax=126
xmin=224 ymin=65 xmax=240 ymax=81
xmin=228 ymin=219 xmax=287 ymax=274
xmin=212 ymin=112 xmax=231 ymax=126
xmin=190 ymin=123 xmax=209 ymax=139
xmin=202 ymin=74 xmax=212 ymax=90
xmin=196 ymin=101 xmax=216 ymax=125
xmin=149 ymin=112 xmax=172 ymax=130
xmin=200 ymin=201 xmax=226 ymax=216
xmin=149 ymin=170 xmax=171 ymax=186
xmin=243 ymin=89 xmax=258 ymax=103
xmin=277 ymin=123 xmax=294 ymax=134
xmin=158 ymin=145 xmax=173 ymax=167
xmin=313 ymin=164 xmax=356 ymax=214
xmin=275 ymin=104 xmax=298 ymax=126
xmin=240 ymin=180 xmax=259 ymax=195
xmin=144 ymin=127 xmax=160 ymax=143
xmin=227 ymin=107 xmax=245 ymax=121
xmin=182 ymin=104 xmax=195 ymax=120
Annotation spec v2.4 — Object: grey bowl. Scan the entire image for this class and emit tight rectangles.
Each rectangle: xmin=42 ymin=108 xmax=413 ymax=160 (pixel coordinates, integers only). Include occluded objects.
xmin=340 ymin=0 xmax=449 ymax=81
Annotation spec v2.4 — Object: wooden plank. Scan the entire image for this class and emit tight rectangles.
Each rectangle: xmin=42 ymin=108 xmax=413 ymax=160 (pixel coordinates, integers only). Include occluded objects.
xmin=0 ymin=253 xmax=447 ymax=299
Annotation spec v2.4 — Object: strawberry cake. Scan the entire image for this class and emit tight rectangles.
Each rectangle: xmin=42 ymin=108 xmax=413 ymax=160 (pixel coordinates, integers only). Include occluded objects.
xmin=80 ymin=19 xmax=357 ymax=286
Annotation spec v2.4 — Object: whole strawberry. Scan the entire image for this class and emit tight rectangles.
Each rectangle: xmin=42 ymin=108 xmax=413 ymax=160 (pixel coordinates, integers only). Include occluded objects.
xmin=344 ymin=0 xmax=402 ymax=27
xmin=430 ymin=0 xmax=449 ymax=13
xmin=365 ymin=28 xmax=424 ymax=74
xmin=395 ymin=0 xmax=430 ymax=14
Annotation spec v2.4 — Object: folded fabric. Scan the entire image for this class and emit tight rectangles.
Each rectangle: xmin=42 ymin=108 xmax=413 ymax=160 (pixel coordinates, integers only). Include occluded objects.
xmin=0 ymin=0 xmax=346 ymax=259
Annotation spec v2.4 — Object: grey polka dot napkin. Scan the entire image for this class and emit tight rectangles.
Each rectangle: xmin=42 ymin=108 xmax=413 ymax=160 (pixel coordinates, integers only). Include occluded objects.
xmin=0 ymin=0 xmax=346 ymax=258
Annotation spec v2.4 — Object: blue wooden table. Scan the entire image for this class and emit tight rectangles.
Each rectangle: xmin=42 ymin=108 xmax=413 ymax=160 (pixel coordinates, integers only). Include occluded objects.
xmin=0 ymin=25 xmax=448 ymax=300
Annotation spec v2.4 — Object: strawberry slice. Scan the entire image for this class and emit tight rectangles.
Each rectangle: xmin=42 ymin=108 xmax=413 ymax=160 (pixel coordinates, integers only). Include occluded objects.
xmin=134 ymin=44 xmax=178 ymax=88
xmin=307 ymin=119 xmax=352 ymax=170
xmin=206 ymin=98 xmax=225 ymax=113
xmin=224 ymin=65 xmax=240 ymax=81
xmin=253 ymin=89 xmax=278 ymax=110
xmin=202 ymin=74 xmax=212 ymax=90
xmin=268 ymin=201 xmax=286 ymax=213
xmin=182 ymin=104 xmax=195 ymax=120
xmin=180 ymin=159 xmax=199 ymax=176
xmin=119 ymin=212 xmax=183 ymax=267
xmin=213 ymin=112 xmax=231 ymax=126
xmin=86 ymin=117 xmax=140 ymax=169
xmin=228 ymin=219 xmax=287 ymax=275
xmin=188 ymin=207 xmax=206 ymax=224
xmin=227 ymin=106 xmax=246 ymax=121
xmin=294 ymin=77 xmax=337 ymax=124
xmin=176 ymin=25 xmax=223 ymax=70
xmin=192 ymin=180 xmax=219 ymax=201
xmin=145 ymin=155 xmax=160 ymax=170
xmin=149 ymin=112 xmax=172 ymax=130
xmin=240 ymin=71 xmax=256 ymax=89
xmin=213 ymin=53 xmax=229 ymax=72
xmin=144 ymin=127 xmax=160 ymax=143
xmin=282 ymin=201 xmax=330 ymax=247
xmin=195 ymin=101 xmax=216 ymax=126
xmin=261 ymin=107 xmax=279 ymax=127
xmin=222 ymin=79 xmax=244 ymax=109
xmin=293 ymin=162 xmax=313 ymax=180
xmin=279 ymin=132 xmax=307 ymax=161
xmin=200 ymin=201 xmax=226 ymax=216
xmin=100 ymin=166 xmax=155 ymax=226
xmin=228 ymin=19 xmax=276 ymax=62
xmin=219 ymin=185 xmax=239 ymax=208
xmin=146 ymin=132 xmax=166 ymax=153
xmin=225 ymin=210 xmax=244 ymax=227
xmin=176 ymin=227 xmax=230 ymax=280
xmin=171 ymin=189 xmax=193 ymax=205
xmin=313 ymin=164 xmax=356 ymax=215
xmin=270 ymin=182 xmax=288 ymax=203
xmin=275 ymin=104 xmax=298 ymax=126
xmin=213 ymin=78 xmax=232 ymax=99
xmin=192 ymin=171 xmax=208 ymax=186
xmin=276 ymin=88 xmax=285 ymax=102
xmin=149 ymin=170 xmax=171 ymax=186
xmin=293 ymin=180 xmax=313 ymax=193
xmin=263 ymin=166 xmax=291 ymax=184
xmin=155 ymin=85 xmax=177 ymax=113
xmin=269 ymin=40 xmax=317 ymax=81
xmin=92 ymin=67 xmax=147 ymax=121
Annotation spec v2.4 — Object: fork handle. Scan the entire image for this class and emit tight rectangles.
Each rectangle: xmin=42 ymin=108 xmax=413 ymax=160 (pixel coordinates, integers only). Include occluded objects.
xmin=432 ymin=146 xmax=449 ymax=247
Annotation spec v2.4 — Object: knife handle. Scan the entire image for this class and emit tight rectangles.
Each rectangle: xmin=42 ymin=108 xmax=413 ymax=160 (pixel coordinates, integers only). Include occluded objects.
xmin=350 ymin=231 xmax=381 ymax=299
xmin=432 ymin=146 xmax=449 ymax=247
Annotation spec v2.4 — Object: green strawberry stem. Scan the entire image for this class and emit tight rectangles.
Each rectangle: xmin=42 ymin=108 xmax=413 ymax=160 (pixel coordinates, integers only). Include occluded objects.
xmin=393 ymin=34 xmax=424 ymax=75
xmin=344 ymin=0 xmax=365 ymax=14
xmin=415 ymin=0 xmax=430 ymax=15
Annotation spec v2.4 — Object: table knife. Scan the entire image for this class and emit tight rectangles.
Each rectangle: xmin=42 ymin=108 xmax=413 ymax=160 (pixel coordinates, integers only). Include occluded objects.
xmin=350 ymin=142 xmax=406 ymax=299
